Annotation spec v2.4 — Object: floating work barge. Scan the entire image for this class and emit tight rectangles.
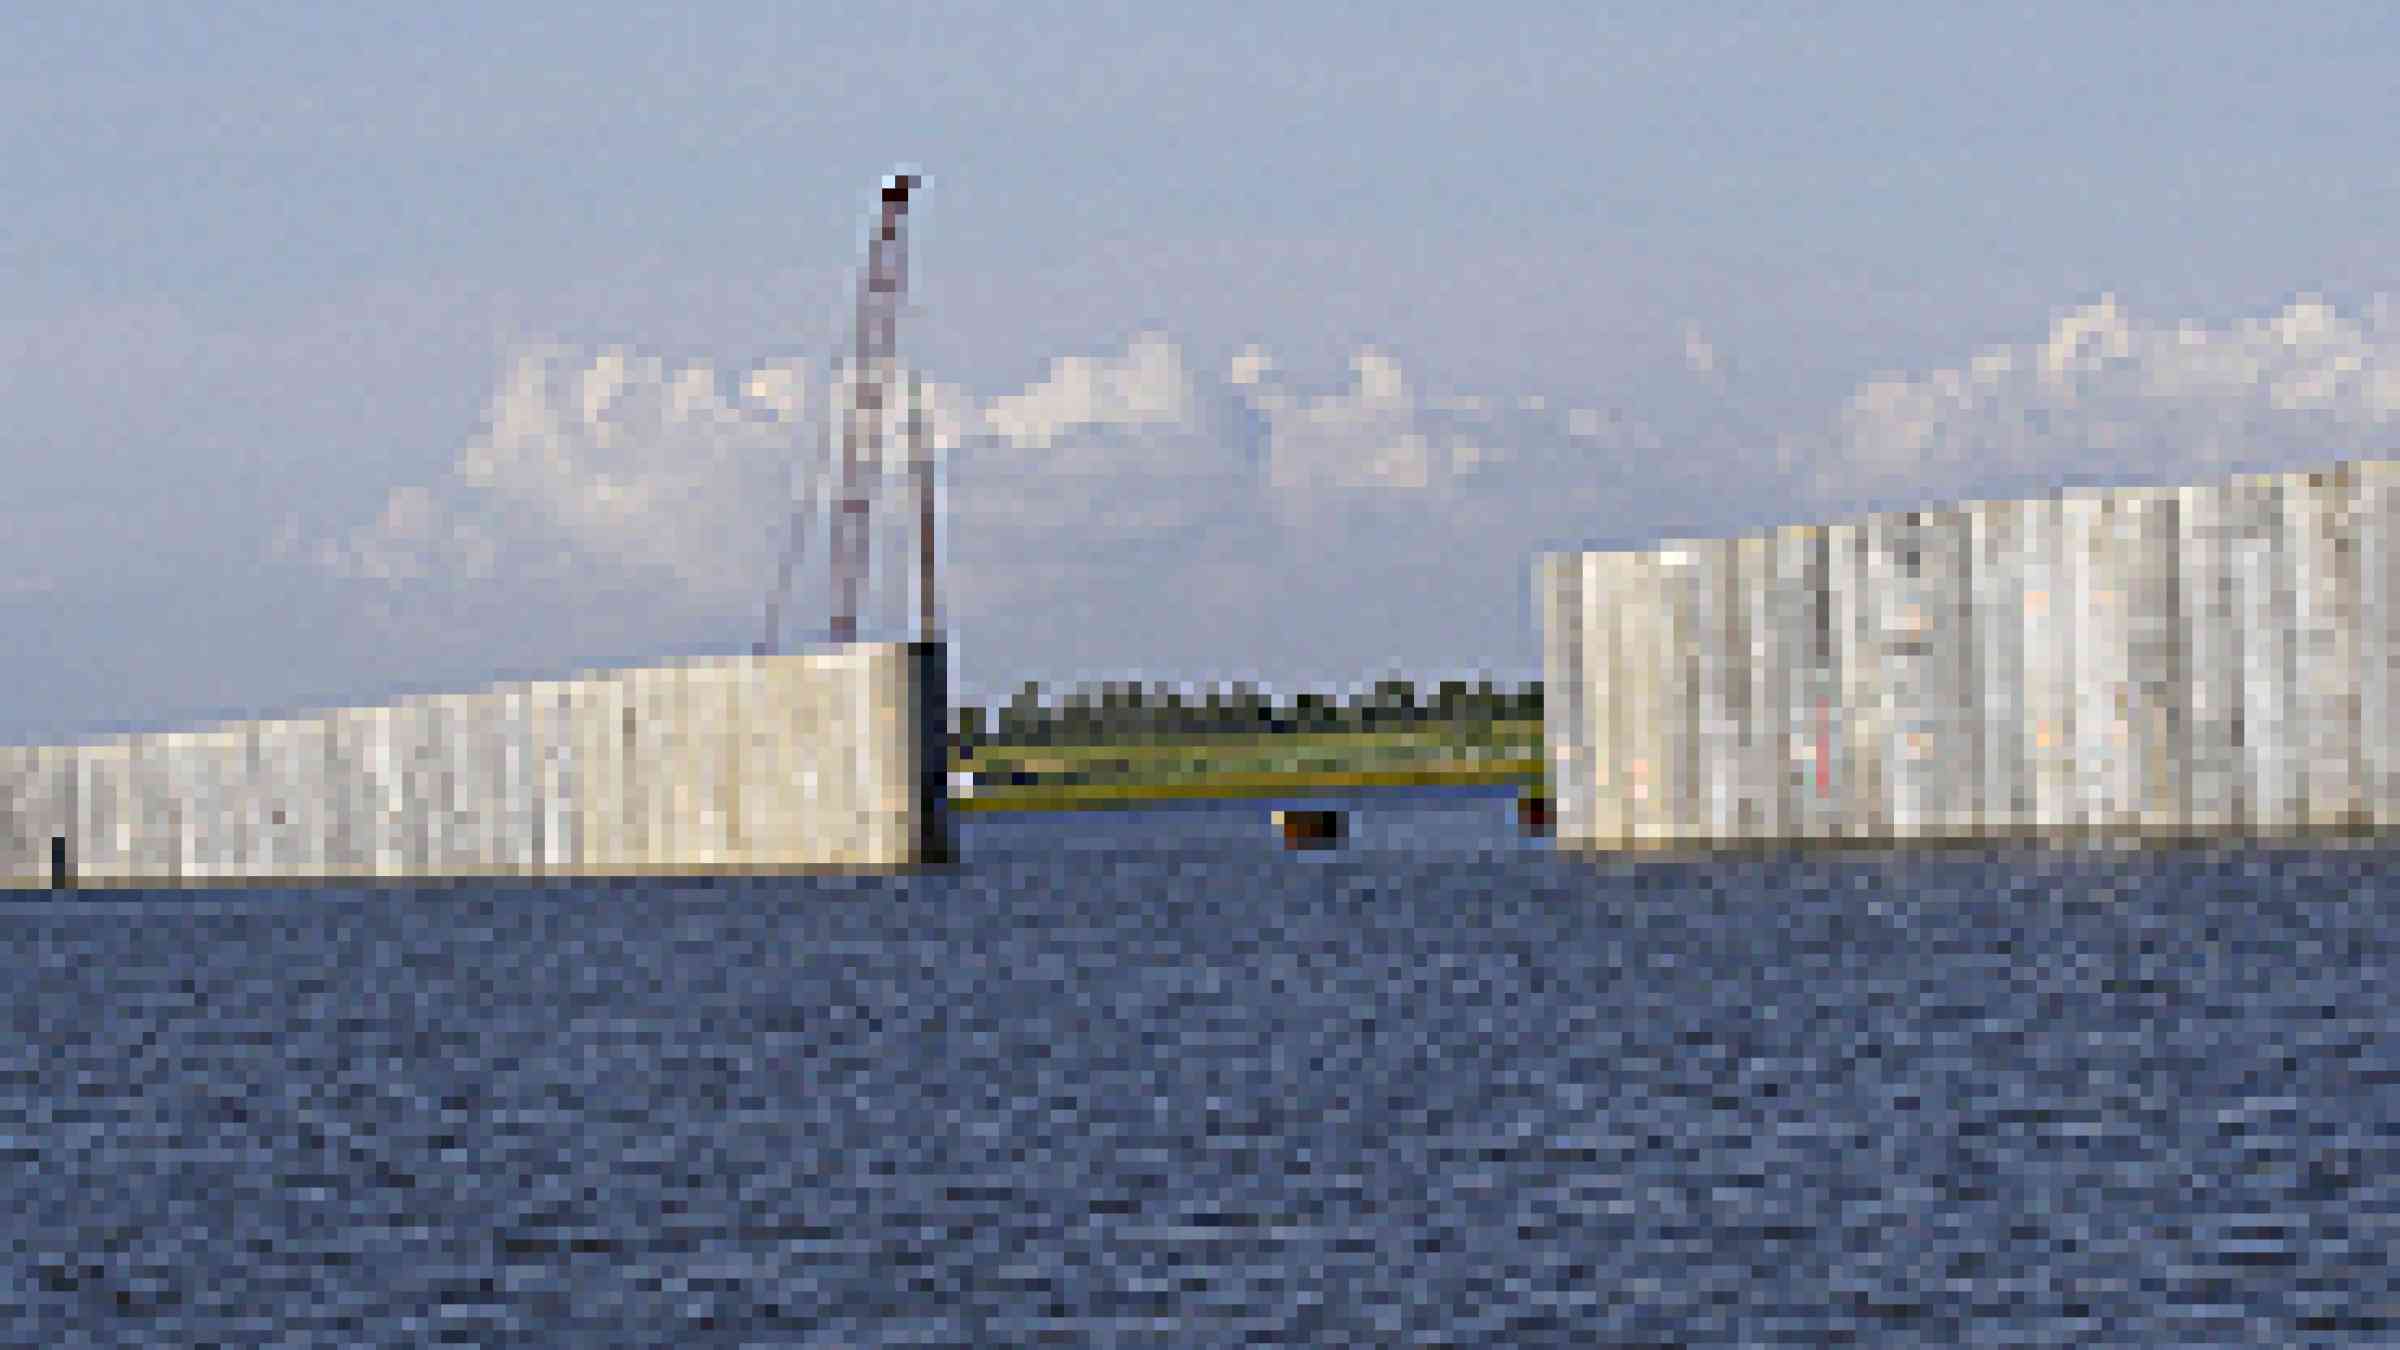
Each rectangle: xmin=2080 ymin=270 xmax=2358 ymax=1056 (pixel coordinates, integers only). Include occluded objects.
xmin=1539 ymin=457 xmax=2400 ymax=854
xmin=1 ymin=643 xmax=950 ymax=888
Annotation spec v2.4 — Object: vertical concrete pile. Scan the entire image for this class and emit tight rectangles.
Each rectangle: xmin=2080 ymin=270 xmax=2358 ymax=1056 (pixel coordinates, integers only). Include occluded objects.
xmin=0 ymin=643 xmax=950 ymax=887
xmin=1537 ymin=459 xmax=2400 ymax=851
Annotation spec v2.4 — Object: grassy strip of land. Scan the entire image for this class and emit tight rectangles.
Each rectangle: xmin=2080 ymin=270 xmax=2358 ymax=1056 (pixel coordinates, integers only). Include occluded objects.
xmin=962 ymin=721 xmax=1541 ymax=766
xmin=968 ymin=745 xmax=1529 ymax=785
xmin=953 ymin=766 xmax=1545 ymax=813
xmin=949 ymin=719 xmax=1545 ymax=812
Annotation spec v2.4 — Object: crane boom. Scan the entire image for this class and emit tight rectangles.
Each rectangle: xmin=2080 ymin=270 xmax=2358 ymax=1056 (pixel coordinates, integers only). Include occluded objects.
xmin=827 ymin=175 xmax=915 ymax=645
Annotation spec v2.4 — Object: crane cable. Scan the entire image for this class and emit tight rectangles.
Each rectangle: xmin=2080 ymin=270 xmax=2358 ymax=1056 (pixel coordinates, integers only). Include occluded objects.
xmin=754 ymin=408 xmax=829 ymax=658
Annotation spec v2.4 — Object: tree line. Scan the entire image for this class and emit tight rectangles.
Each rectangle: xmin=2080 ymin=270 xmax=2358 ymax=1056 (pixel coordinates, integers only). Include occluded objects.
xmin=953 ymin=678 xmax=1544 ymax=749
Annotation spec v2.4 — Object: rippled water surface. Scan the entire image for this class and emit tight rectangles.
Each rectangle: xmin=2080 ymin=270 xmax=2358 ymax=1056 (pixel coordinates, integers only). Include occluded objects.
xmin=6 ymin=788 xmax=2398 ymax=1343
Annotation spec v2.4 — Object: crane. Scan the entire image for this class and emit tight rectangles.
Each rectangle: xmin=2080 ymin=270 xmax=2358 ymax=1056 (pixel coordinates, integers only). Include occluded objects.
xmin=756 ymin=172 xmax=933 ymax=656
xmin=829 ymin=173 xmax=915 ymax=646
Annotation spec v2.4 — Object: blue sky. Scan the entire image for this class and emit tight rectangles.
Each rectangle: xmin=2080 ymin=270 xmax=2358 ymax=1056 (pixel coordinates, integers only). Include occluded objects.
xmin=7 ymin=4 xmax=2400 ymax=740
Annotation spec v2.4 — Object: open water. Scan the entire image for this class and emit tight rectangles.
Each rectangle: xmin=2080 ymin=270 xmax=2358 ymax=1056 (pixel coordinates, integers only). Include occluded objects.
xmin=5 ymin=786 xmax=2398 ymax=1344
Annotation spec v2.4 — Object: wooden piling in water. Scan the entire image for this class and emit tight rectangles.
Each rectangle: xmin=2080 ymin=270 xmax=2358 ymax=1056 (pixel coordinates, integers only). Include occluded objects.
xmin=1517 ymin=795 xmax=1554 ymax=835
xmin=1272 ymin=809 xmax=1343 ymax=849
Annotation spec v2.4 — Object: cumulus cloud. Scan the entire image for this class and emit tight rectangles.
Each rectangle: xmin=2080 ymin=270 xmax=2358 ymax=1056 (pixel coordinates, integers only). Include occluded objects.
xmin=319 ymin=344 xmax=858 ymax=606
xmin=1260 ymin=348 xmax=1436 ymax=492
xmin=306 ymin=329 xmax=1687 ymax=675
xmin=322 ymin=484 xmax=499 ymax=584
xmin=313 ymin=336 xmax=1265 ymax=636
xmin=1253 ymin=345 xmax=1662 ymax=511
xmin=1682 ymin=321 xmax=1720 ymax=376
xmin=318 ymin=330 xmax=1686 ymax=590
xmin=941 ymin=334 xmax=1265 ymax=573
xmin=980 ymin=332 xmax=1195 ymax=450
xmin=1808 ymin=292 xmax=2400 ymax=512
xmin=1227 ymin=344 xmax=1274 ymax=388
xmin=259 ymin=286 xmax=2400 ymax=703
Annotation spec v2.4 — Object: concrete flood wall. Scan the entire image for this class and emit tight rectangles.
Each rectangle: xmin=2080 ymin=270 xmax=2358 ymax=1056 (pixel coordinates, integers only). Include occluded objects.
xmin=0 ymin=643 xmax=950 ymax=887
xmin=1537 ymin=458 xmax=2400 ymax=853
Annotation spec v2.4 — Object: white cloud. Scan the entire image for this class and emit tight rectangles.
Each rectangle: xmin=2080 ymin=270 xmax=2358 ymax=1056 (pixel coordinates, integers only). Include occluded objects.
xmin=314 ymin=336 xmax=1267 ymax=633
xmin=330 ymin=329 xmax=1681 ymax=571
xmin=318 ymin=344 xmax=813 ymax=603
xmin=155 ymin=280 xmax=2400 ymax=717
xmin=1683 ymin=321 xmax=1719 ymax=376
xmin=1264 ymin=349 xmax=1451 ymax=494
xmin=1264 ymin=351 xmax=1430 ymax=493
xmin=980 ymin=332 xmax=1194 ymax=450
xmin=1809 ymin=292 xmax=2400 ymax=511
xmin=293 ymin=324 xmax=1773 ymax=686
xmin=1227 ymin=344 xmax=1274 ymax=387
xmin=1258 ymin=345 xmax=1664 ymax=511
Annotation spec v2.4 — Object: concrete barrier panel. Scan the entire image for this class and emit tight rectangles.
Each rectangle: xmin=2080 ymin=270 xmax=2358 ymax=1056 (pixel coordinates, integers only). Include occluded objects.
xmin=1583 ymin=552 xmax=1628 ymax=846
xmin=2057 ymin=490 xmax=2119 ymax=829
xmin=21 ymin=748 xmax=70 ymax=883
xmin=1828 ymin=521 xmax=1882 ymax=839
xmin=0 ymin=748 xmax=33 ymax=879
xmin=1617 ymin=552 xmax=1671 ymax=844
xmin=2179 ymin=481 xmax=2242 ymax=832
xmin=2359 ymin=461 xmax=2400 ymax=825
xmin=1 ymin=645 xmax=948 ymax=886
xmin=1535 ymin=554 xmax=1589 ymax=841
xmin=1541 ymin=457 xmax=2400 ymax=854
xmin=2115 ymin=490 xmax=2188 ymax=835
xmin=1689 ymin=538 xmax=1744 ymax=841
xmin=2289 ymin=468 xmax=2362 ymax=828
xmin=1732 ymin=534 xmax=1777 ymax=841
xmin=2229 ymin=475 xmax=2299 ymax=829
xmin=1968 ymin=499 xmax=2030 ymax=834
xmin=1779 ymin=526 xmax=1840 ymax=839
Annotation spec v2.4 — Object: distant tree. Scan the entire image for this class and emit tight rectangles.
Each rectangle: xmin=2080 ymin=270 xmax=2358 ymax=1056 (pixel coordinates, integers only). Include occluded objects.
xmin=1365 ymin=678 xmax=1418 ymax=731
xmin=1289 ymin=691 xmax=1332 ymax=734
xmin=1511 ymin=682 xmax=1545 ymax=722
xmin=1229 ymin=684 xmax=1272 ymax=734
xmin=1431 ymin=679 xmax=1469 ymax=725
xmin=1467 ymin=680 xmax=1501 ymax=725
xmin=1212 ymin=684 xmax=1241 ymax=736
xmin=1056 ymin=685 xmax=1095 ymax=743
xmin=1151 ymin=684 xmax=1186 ymax=739
xmin=1264 ymin=688 xmax=1296 ymax=734
xmin=1333 ymin=686 xmax=1364 ymax=735
xmin=1000 ymin=681 xmax=1047 ymax=744
xmin=1103 ymin=681 xmax=1138 ymax=739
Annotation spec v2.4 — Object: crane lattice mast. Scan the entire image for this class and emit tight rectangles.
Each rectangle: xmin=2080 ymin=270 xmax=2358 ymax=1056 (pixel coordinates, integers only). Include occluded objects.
xmin=828 ymin=174 xmax=915 ymax=645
